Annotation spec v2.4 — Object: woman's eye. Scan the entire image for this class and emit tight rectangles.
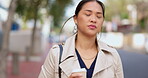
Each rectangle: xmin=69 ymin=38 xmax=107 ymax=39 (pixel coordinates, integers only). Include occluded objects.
xmin=97 ymin=16 xmax=102 ymax=19
xmin=85 ymin=14 xmax=91 ymax=16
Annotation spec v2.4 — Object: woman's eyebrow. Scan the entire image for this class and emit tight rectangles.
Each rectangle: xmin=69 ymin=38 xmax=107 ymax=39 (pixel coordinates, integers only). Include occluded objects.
xmin=84 ymin=10 xmax=92 ymax=12
xmin=96 ymin=12 xmax=103 ymax=14
xmin=84 ymin=10 xmax=102 ymax=14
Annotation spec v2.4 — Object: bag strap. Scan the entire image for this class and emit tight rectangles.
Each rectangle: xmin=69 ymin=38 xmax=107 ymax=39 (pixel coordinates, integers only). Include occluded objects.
xmin=58 ymin=44 xmax=63 ymax=78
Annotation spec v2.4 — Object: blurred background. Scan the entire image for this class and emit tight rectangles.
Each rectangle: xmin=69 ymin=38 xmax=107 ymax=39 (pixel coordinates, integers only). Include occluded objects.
xmin=0 ymin=0 xmax=148 ymax=78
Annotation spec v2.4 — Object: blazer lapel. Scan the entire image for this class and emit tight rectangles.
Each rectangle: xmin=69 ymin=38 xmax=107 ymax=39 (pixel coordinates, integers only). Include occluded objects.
xmin=59 ymin=34 xmax=80 ymax=77
xmin=59 ymin=55 xmax=80 ymax=77
xmin=93 ymin=50 xmax=113 ymax=76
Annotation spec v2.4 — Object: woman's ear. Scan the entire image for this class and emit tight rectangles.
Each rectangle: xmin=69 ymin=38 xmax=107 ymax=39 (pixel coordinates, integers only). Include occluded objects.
xmin=73 ymin=15 xmax=77 ymax=24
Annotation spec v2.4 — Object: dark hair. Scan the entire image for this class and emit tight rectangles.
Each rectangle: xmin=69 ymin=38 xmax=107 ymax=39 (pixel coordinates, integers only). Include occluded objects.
xmin=75 ymin=0 xmax=105 ymax=18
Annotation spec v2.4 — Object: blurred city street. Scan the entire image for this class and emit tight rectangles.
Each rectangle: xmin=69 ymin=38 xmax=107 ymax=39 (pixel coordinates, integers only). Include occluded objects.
xmin=0 ymin=0 xmax=148 ymax=78
xmin=118 ymin=49 xmax=148 ymax=78
xmin=7 ymin=43 xmax=50 ymax=78
xmin=7 ymin=59 xmax=43 ymax=78
xmin=7 ymin=51 xmax=42 ymax=78
xmin=6 ymin=41 xmax=148 ymax=78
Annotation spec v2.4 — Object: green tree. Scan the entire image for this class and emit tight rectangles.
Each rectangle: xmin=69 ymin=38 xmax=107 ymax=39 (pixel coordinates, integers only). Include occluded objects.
xmin=105 ymin=0 xmax=148 ymax=32
xmin=16 ymin=0 xmax=73 ymax=54
xmin=105 ymin=0 xmax=129 ymax=21
xmin=0 ymin=0 xmax=73 ymax=77
xmin=16 ymin=0 xmax=49 ymax=54
xmin=49 ymin=0 xmax=73 ymax=28
xmin=0 ymin=0 xmax=18 ymax=78
xmin=136 ymin=1 xmax=148 ymax=31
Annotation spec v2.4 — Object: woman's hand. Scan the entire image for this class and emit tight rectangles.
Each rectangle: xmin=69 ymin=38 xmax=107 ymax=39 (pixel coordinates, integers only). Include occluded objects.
xmin=69 ymin=73 xmax=83 ymax=78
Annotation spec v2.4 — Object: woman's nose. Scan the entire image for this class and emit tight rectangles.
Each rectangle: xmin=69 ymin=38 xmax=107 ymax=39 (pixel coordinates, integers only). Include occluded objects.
xmin=90 ymin=15 xmax=97 ymax=23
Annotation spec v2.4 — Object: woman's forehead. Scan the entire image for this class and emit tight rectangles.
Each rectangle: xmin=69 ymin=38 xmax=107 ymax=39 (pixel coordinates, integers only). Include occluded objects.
xmin=80 ymin=1 xmax=103 ymax=12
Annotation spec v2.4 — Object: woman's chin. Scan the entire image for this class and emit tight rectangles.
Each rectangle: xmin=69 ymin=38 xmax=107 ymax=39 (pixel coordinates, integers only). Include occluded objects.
xmin=85 ymin=32 xmax=97 ymax=37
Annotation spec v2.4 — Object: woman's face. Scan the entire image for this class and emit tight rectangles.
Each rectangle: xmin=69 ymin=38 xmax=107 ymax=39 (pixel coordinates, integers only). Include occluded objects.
xmin=74 ymin=1 xmax=104 ymax=37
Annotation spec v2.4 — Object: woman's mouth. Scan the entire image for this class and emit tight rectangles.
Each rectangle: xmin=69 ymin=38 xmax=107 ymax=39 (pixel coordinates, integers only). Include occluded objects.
xmin=88 ymin=25 xmax=96 ymax=29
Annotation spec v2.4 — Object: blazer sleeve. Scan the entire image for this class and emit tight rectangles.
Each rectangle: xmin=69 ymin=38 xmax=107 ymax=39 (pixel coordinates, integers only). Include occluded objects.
xmin=115 ymin=51 xmax=124 ymax=78
xmin=38 ymin=46 xmax=58 ymax=78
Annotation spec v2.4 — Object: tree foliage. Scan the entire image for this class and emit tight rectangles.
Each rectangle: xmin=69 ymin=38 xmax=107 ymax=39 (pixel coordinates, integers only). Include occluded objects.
xmin=16 ymin=0 xmax=73 ymax=28
xmin=105 ymin=0 xmax=148 ymax=31
xmin=15 ymin=0 xmax=73 ymax=54
xmin=49 ymin=0 xmax=73 ymax=28
xmin=105 ymin=0 xmax=129 ymax=21
xmin=16 ymin=0 xmax=49 ymax=22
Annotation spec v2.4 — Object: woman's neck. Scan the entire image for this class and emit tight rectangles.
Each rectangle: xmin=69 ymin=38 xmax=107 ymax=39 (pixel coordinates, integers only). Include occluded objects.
xmin=75 ymin=33 xmax=97 ymax=50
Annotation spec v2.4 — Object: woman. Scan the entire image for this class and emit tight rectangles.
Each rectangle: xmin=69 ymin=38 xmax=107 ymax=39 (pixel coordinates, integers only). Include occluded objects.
xmin=38 ymin=0 xmax=124 ymax=78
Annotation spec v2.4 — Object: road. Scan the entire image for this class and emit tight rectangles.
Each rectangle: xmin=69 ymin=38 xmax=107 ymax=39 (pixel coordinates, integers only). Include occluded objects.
xmin=118 ymin=49 xmax=148 ymax=78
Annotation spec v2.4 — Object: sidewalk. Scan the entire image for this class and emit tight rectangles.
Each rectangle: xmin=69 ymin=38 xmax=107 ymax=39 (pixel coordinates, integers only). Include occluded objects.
xmin=7 ymin=53 xmax=44 ymax=78
xmin=7 ymin=43 xmax=51 ymax=78
xmin=7 ymin=60 xmax=42 ymax=78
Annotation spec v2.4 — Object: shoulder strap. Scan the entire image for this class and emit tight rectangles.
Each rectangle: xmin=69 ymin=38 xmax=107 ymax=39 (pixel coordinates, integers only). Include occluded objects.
xmin=58 ymin=44 xmax=63 ymax=78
